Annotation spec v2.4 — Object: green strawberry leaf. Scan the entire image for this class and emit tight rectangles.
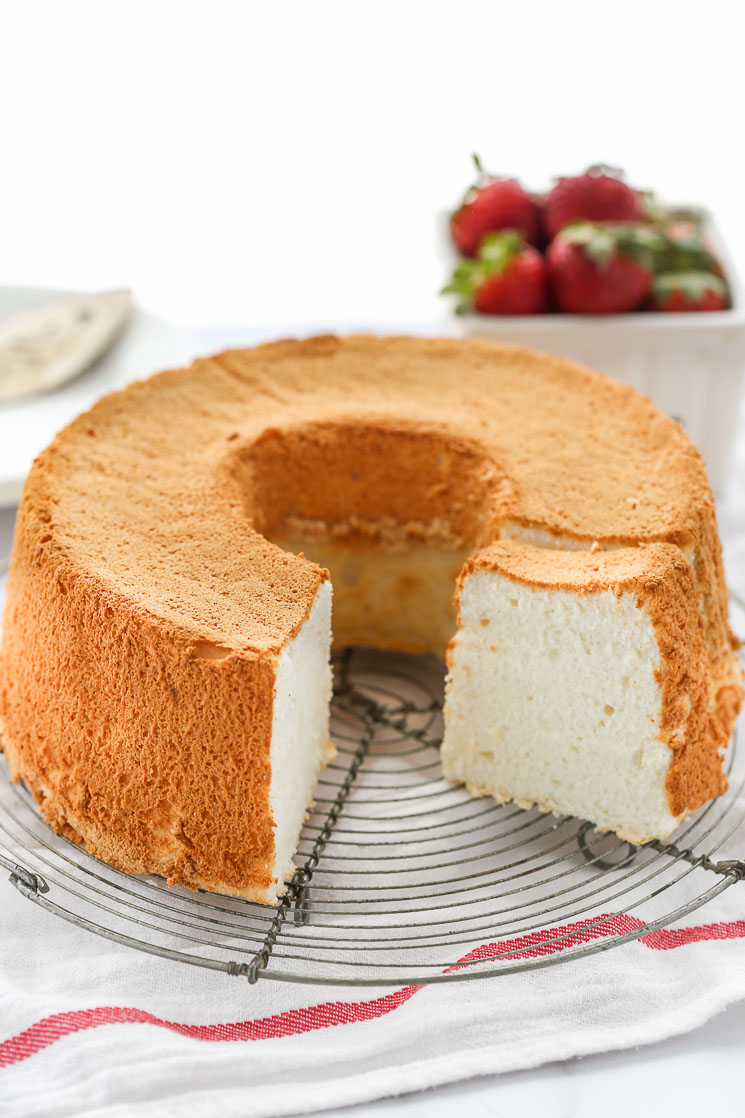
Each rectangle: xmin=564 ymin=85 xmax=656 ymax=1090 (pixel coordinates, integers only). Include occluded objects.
xmin=652 ymin=229 xmax=721 ymax=276
xmin=561 ymin=223 xmax=615 ymax=268
xmin=479 ymin=229 xmax=524 ymax=273
xmin=653 ymin=271 xmax=728 ymax=306
xmin=441 ymin=258 xmax=482 ymax=313
xmin=562 ymin=222 xmax=662 ymax=271
xmin=441 ymin=230 xmax=525 ymax=312
xmin=585 ymin=229 xmax=616 ymax=269
xmin=613 ymin=224 xmax=663 ymax=269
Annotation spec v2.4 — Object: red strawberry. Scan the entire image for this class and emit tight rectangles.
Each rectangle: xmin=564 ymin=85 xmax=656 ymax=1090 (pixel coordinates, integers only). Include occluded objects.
xmin=651 ymin=272 xmax=728 ymax=312
xmin=542 ymin=165 xmax=642 ymax=240
xmin=451 ymin=156 xmax=540 ymax=256
xmin=547 ymin=223 xmax=658 ymax=314
xmin=442 ymin=230 xmax=547 ymax=315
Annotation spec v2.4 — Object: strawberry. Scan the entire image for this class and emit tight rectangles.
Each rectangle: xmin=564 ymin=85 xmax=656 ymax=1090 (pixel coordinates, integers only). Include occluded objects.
xmin=442 ymin=230 xmax=547 ymax=315
xmin=547 ymin=223 xmax=659 ymax=314
xmin=450 ymin=155 xmax=540 ymax=256
xmin=542 ymin=165 xmax=642 ymax=240
xmin=651 ymin=272 xmax=728 ymax=312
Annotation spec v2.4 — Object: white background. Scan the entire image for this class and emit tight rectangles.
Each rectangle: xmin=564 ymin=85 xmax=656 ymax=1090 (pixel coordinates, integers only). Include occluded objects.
xmin=2 ymin=1 xmax=745 ymax=329
xmin=2 ymin=1 xmax=745 ymax=1114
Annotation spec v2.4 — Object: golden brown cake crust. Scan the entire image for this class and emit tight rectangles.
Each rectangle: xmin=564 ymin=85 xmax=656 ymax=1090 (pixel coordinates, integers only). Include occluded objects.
xmin=0 ymin=514 xmax=283 ymax=900
xmin=0 ymin=334 xmax=741 ymax=894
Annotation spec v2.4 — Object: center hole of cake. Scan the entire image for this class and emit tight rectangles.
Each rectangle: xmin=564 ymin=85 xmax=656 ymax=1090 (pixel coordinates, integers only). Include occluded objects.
xmin=231 ymin=420 xmax=513 ymax=658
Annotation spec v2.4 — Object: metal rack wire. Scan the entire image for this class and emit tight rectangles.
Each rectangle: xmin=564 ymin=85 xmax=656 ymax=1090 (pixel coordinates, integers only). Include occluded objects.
xmin=2 ymin=601 xmax=744 ymax=988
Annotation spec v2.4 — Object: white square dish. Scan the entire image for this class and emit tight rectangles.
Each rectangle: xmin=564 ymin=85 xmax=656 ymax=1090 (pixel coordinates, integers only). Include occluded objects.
xmin=440 ymin=213 xmax=745 ymax=494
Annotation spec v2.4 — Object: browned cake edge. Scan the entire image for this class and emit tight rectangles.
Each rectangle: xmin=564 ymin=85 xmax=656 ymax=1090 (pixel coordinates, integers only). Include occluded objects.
xmin=0 ymin=510 xmax=300 ymax=903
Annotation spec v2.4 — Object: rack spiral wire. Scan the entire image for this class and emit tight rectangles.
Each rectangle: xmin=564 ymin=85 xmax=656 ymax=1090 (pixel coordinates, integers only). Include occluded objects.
xmin=1 ymin=584 xmax=744 ymax=987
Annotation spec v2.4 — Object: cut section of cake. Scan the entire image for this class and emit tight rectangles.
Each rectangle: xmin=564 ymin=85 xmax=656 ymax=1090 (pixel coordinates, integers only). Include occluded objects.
xmin=267 ymin=580 xmax=334 ymax=898
xmin=442 ymin=540 xmax=736 ymax=843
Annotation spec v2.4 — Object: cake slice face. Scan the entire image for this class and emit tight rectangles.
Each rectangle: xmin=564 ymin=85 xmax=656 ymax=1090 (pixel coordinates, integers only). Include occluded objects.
xmin=442 ymin=542 xmax=720 ymax=844
xmin=268 ymin=580 xmax=333 ymax=898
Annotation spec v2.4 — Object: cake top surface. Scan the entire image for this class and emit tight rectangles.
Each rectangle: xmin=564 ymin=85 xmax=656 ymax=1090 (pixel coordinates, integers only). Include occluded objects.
xmin=464 ymin=538 xmax=692 ymax=595
xmin=21 ymin=334 xmax=715 ymax=652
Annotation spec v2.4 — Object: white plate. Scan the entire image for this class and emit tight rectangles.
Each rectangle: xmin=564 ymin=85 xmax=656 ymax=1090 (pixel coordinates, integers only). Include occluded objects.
xmin=0 ymin=287 xmax=202 ymax=508
xmin=0 ymin=289 xmax=133 ymax=402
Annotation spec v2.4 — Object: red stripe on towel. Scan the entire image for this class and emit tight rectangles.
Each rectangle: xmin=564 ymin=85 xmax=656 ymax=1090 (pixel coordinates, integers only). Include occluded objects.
xmin=2 ymin=913 xmax=743 ymax=1067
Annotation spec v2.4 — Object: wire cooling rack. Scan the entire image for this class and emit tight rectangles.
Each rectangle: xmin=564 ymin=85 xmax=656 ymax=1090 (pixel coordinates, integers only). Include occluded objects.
xmin=2 ymin=600 xmax=744 ymax=988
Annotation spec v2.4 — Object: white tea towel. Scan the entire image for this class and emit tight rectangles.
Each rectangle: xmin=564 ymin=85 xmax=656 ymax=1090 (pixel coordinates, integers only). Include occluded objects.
xmin=1 ymin=376 xmax=745 ymax=1118
xmin=1 ymin=871 xmax=745 ymax=1118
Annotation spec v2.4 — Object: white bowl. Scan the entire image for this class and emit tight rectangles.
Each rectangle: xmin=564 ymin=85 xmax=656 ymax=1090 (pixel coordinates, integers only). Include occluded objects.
xmin=440 ymin=212 xmax=745 ymax=494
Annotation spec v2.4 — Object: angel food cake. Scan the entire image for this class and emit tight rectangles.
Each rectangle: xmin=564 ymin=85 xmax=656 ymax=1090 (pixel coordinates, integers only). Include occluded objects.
xmin=0 ymin=335 xmax=741 ymax=903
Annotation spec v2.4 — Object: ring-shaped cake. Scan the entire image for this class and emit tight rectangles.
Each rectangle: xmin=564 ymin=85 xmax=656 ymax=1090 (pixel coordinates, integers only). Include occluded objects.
xmin=0 ymin=335 xmax=742 ymax=902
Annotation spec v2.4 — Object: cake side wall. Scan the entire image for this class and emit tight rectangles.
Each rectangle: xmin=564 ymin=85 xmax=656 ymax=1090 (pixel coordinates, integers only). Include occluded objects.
xmin=0 ymin=506 xmax=281 ymax=903
xmin=689 ymin=505 xmax=745 ymax=747
xmin=646 ymin=544 xmax=742 ymax=818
